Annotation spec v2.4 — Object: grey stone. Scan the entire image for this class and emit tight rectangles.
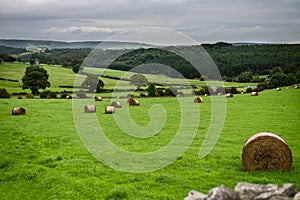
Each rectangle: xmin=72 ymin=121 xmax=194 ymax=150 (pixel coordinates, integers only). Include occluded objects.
xmin=184 ymin=190 xmax=207 ymax=200
xmin=275 ymin=184 xmax=298 ymax=197
xmin=294 ymin=192 xmax=300 ymax=200
xmin=206 ymin=185 xmax=237 ymax=200
xmin=235 ymin=182 xmax=278 ymax=200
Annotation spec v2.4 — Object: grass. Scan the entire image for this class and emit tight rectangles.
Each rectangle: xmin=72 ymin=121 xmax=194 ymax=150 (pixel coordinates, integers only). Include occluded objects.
xmin=0 ymin=63 xmax=256 ymax=95
xmin=0 ymin=87 xmax=299 ymax=199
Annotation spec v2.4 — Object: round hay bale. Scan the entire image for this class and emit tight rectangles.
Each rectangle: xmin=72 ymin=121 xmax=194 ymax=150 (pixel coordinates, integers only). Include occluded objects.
xmin=251 ymin=92 xmax=258 ymax=96
xmin=105 ymin=106 xmax=115 ymax=114
xmin=66 ymin=95 xmax=72 ymax=99
xmin=12 ymin=107 xmax=26 ymax=115
xmin=17 ymin=96 xmax=23 ymax=99
xmin=84 ymin=105 xmax=96 ymax=113
xmin=295 ymin=85 xmax=299 ymax=89
xmin=194 ymin=97 xmax=203 ymax=103
xmin=94 ymin=96 xmax=102 ymax=101
xmin=128 ymin=97 xmax=140 ymax=106
xmin=276 ymin=87 xmax=281 ymax=91
xmin=110 ymin=101 xmax=122 ymax=108
xmin=226 ymin=93 xmax=233 ymax=98
xmin=242 ymin=132 xmax=293 ymax=172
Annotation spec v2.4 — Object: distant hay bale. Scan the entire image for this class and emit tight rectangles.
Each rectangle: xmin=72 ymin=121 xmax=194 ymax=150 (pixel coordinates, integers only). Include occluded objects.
xmin=276 ymin=88 xmax=281 ymax=91
xmin=128 ymin=97 xmax=140 ymax=106
xmin=242 ymin=132 xmax=293 ymax=172
xmin=194 ymin=97 xmax=203 ymax=103
xmin=204 ymin=94 xmax=208 ymax=96
xmin=84 ymin=105 xmax=96 ymax=113
xmin=94 ymin=96 xmax=102 ymax=101
xmin=295 ymin=85 xmax=299 ymax=89
xmin=12 ymin=107 xmax=26 ymax=115
xmin=226 ymin=93 xmax=233 ymax=98
xmin=251 ymin=92 xmax=258 ymax=96
xmin=241 ymin=92 xmax=244 ymax=94
xmin=66 ymin=95 xmax=72 ymax=99
xmin=110 ymin=101 xmax=122 ymax=108
xmin=17 ymin=96 xmax=23 ymax=99
xmin=105 ymin=106 xmax=115 ymax=114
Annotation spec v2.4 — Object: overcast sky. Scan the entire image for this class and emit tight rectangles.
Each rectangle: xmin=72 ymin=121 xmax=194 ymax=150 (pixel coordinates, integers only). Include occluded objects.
xmin=0 ymin=0 xmax=299 ymax=44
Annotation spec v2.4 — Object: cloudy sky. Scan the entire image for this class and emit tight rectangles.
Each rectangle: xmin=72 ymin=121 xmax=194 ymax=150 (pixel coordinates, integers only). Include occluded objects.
xmin=0 ymin=0 xmax=299 ymax=44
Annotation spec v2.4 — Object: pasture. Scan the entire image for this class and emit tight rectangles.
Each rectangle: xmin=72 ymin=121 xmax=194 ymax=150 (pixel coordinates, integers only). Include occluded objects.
xmin=0 ymin=87 xmax=299 ymax=199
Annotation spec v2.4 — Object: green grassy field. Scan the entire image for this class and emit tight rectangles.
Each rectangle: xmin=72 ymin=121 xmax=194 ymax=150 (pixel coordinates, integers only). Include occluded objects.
xmin=0 ymin=87 xmax=299 ymax=199
xmin=0 ymin=63 xmax=257 ymax=95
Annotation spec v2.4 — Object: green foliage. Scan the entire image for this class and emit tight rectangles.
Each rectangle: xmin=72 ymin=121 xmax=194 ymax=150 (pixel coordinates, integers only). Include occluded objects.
xmin=296 ymin=71 xmax=300 ymax=83
xmin=60 ymin=93 xmax=69 ymax=99
xmin=269 ymin=72 xmax=288 ymax=88
xmin=0 ymin=88 xmax=11 ymax=98
xmin=236 ymin=71 xmax=253 ymax=83
xmin=39 ymin=90 xmax=57 ymax=99
xmin=256 ymin=82 xmax=269 ymax=92
xmin=287 ymin=73 xmax=296 ymax=86
xmin=165 ymin=87 xmax=178 ymax=97
xmin=25 ymin=93 xmax=34 ymax=99
xmin=147 ymin=83 xmax=156 ymax=97
xmin=22 ymin=66 xmax=50 ymax=95
xmin=72 ymin=65 xmax=81 ymax=73
xmin=96 ymin=79 xmax=104 ymax=93
xmin=130 ymin=74 xmax=148 ymax=90
xmin=246 ymin=87 xmax=253 ymax=93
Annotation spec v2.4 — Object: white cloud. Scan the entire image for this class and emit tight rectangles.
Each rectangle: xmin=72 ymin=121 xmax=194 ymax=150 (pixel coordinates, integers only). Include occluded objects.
xmin=45 ymin=26 xmax=127 ymax=34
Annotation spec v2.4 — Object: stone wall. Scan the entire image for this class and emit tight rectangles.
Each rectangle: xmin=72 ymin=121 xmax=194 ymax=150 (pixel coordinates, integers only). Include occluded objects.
xmin=185 ymin=182 xmax=300 ymax=200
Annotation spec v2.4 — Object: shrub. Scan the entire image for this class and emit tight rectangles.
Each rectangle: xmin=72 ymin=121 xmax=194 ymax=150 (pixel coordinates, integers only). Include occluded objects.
xmin=147 ymin=83 xmax=156 ymax=97
xmin=156 ymin=88 xmax=165 ymax=97
xmin=40 ymin=90 xmax=50 ymax=98
xmin=257 ymin=82 xmax=269 ymax=92
xmin=0 ymin=88 xmax=11 ymax=98
xmin=246 ymin=87 xmax=253 ymax=93
xmin=25 ymin=93 xmax=34 ymax=99
xmin=48 ymin=92 xmax=57 ymax=98
xmin=165 ymin=87 xmax=178 ymax=97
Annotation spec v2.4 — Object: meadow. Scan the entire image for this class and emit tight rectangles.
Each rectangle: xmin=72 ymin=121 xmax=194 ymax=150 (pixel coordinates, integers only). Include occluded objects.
xmin=0 ymin=85 xmax=299 ymax=199
xmin=0 ymin=62 xmax=299 ymax=199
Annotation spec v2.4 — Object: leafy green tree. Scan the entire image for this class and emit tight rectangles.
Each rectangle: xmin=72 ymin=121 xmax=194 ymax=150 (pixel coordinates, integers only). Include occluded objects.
xmin=130 ymin=74 xmax=148 ymax=90
xmin=147 ymin=83 xmax=156 ymax=97
xmin=0 ymin=88 xmax=11 ymax=98
xmin=236 ymin=71 xmax=253 ymax=83
xmin=295 ymin=71 xmax=300 ymax=83
xmin=287 ymin=73 xmax=296 ymax=86
xmin=72 ymin=64 xmax=81 ymax=73
xmin=269 ymin=72 xmax=288 ymax=88
xmin=81 ymin=74 xmax=104 ymax=92
xmin=22 ymin=66 xmax=50 ymax=95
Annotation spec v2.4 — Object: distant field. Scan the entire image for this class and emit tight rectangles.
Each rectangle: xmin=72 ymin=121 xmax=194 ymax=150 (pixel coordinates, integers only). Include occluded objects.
xmin=0 ymin=63 xmax=257 ymax=96
xmin=0 ymin=88 xmax=299 ymax=199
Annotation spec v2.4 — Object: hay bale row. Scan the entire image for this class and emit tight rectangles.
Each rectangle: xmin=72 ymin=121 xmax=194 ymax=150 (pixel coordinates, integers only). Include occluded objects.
xmin=94 ymin=96 xmax=102 ymax=101
xmin=226 ymin=93 xmax=233 ymax=98
xmin=242 ymin=132 xmax=293 ymax=172
xmin=12 ymin=107 xmax=26 ymax=115
xmin=128 ymin=97 xmax=140 ymax=106
xmin=105 ymin=106 xmax=115 ymax=114
xmin=84 ymin=105 xmax=96 ymax=113
xmin=194 ymin=97 xmax=203 ymax=103
xmin=110 ymin=101 xmax=122 ymax=108
xmin=251 ymin=91 xmax=258 ymax=96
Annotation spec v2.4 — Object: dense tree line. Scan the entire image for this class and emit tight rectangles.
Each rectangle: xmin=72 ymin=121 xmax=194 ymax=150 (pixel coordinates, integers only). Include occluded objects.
xmin=1 ymin=43 xmax=300 ymax=81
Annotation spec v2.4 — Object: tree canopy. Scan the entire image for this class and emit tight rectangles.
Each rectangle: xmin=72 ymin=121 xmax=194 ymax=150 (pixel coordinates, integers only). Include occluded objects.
xmin=22 ymin=66 xmax=50 ymax=95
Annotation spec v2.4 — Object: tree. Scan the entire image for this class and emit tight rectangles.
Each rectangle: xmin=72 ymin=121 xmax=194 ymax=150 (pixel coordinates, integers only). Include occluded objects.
xmin=236 ymin=71 xmax=253 ymax=83
xmin=295 ymin=71 xmax=300 ymax=83
xmin=72 ymin=64 xmax=81 ymax=73
xmin=268 ymin=72 xmax=288 ymax=88
xmin=22 ymin=66 xmax=50 ymax=95
xmin=81 ymin=74 xmax=104 ymax=92
xmin=130 ymin=74 xmax=148 ymax=90
xmin=147 ymin=83 xmax=156 ymax=97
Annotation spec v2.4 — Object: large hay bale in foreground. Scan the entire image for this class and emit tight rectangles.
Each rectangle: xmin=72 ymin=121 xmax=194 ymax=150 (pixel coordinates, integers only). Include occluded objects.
xmin=194 ymin=97 xmax=203 ymax=103
xmin=242 ymin=132 xmax=293 ymax=172
xmin=84 ymin=105 xmax=96 ymax=113
xmin=12 ymin=107 xmax=26 ymax=115
xmin=128 ymin=97 xmax=140 ymax=106
xmin=110 ymin=101 xmax=122 ymax=108
xmin=251 ymin=92 xmax=258 ymax=96
xmin=105 ymin=106 xmax=115 ymax=114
